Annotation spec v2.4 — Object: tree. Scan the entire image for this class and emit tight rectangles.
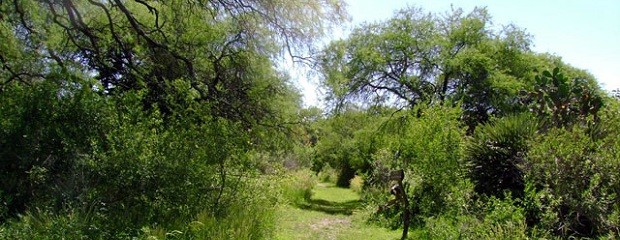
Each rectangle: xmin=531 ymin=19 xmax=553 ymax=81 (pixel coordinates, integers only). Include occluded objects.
xmin=1 ymin=0 xmax=347 ymax=123
xmin=318 ymin=6 xmax=535 ymax=131
xmin=312 ymin=108 xmax=369 ymax=187
xmin=0 ymin=0 xmax=349 ymax=233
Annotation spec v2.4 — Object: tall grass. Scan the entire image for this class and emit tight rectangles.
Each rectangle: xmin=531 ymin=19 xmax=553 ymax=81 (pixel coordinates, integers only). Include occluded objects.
xmin=191 ymin=202 xmax=275 ymax=239
xmin=349 ymin=175 xmax=364 ymax=194
xmin=279 ymin=169 xmax=318 ymax=206
xmin=0 ymin=173 xmax=286 ymax=240
xmin=0 ymin=209 xmax=109 ymax=239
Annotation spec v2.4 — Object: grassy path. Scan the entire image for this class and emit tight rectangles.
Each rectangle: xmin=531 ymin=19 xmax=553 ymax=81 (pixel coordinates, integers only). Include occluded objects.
xmin=274 ymin=183 xmax=401 ymax=240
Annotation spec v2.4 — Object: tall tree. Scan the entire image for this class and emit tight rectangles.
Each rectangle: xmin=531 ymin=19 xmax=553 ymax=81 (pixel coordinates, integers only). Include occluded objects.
xmin=318 ymin=7 xmax=536 ymax=130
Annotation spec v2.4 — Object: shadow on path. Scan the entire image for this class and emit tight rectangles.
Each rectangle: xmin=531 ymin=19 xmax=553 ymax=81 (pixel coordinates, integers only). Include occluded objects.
xmin=298 ymin=185 xmax=362 ymax=215
xmin=298 ymin=198 xmax=362 ymax=215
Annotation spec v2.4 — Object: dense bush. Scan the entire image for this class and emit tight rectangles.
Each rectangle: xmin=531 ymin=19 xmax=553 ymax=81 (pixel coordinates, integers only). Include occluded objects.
xmin=361 ymin=106 xmax=470 ymax=229
xmin=141 ymin=176 xmax=281 ymax=240
xmin=0 ymin=81 xmax=283 ymax=238
xmin=86 ymin=109 xmax=252 ymax=232
xmin=394 ymin=106 xmax=467 ymax=217
xmin=0 ymin=209 xmax=99 ymax=239
xmin=0 ymin=175 xmax=282 ymax=240
xmin=466 ymin=114 xmax=536 ymax=198
xmin=308 ymin=100 xmax=620 ymax=239
xmin=524 ymin=124 xmax=620 ymax=237
xmin=422 ymin=196 xmax=529 ymax=239
xmin=311 ymin=109 xmax=390 ymax=187
xmin=317 ymin=166 xmax=339 ymax=184
xmin=0 ymin=80 xmax=107 ymax=220
xmin=349 ymin=175 xmax=364 ymax=194
xmin=359 ymin=101 xmax=619 ymax=238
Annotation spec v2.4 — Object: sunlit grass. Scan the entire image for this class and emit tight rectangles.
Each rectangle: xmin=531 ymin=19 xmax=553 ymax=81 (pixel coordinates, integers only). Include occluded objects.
xmin=312 ymin=182 xmax=360 ymax=203
xmin=274 ymin=181 xmax=401 ymax=240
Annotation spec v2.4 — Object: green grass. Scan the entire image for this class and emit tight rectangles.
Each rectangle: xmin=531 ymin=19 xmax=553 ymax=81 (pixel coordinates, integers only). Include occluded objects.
xmin=312 ymin=183 xmax=360 ymax=203
xmin=274 ymin=182 xmax=401 ymax=240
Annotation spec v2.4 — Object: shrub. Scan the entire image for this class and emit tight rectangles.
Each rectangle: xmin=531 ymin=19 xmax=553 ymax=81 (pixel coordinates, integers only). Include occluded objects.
xmin=187 ymin=200 xmax=276 ymax=240
xmin=311 ymin=110 xmax=375 ymax=188
xmin=395 ymin=106 xmax=466 ymax=216
xmin=78 ymin=96 xmax=257 ymax=233
xmin=279 ymin=169 xmax=317 ymax=205
xmin=365 ymin=106 xmax=469 ymax=228
xmin=336 ymin=161 xmax=356 ymax=188
xmin=0 ymin=80 xmax=107 ymax=219
xmin=147 ymin=176 xmax=280 ymax=240
xmin=524 ymin=125 xmax=620 ymax=237
xmin=317 ymin=166 xmax=339 ymax=184
xmin=0 ymin=82 xmax=272 ymax=237
xmin=424 ymin=197 xmax=529 ymax=240
xmin=349 ymin=175 xmax=364 ymax=193
xmin=465 ymin=114 xmax=536 ymax=199
xmin=360 ymin=149 xmax=402 ymax=229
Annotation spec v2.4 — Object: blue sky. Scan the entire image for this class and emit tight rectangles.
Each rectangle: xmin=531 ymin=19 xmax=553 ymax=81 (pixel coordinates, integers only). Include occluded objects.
xmin=296 ymin=0 xmax=620 ymax=107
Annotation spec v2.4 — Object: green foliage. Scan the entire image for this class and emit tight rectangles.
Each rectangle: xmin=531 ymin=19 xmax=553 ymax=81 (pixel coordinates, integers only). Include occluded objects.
xmin=278 ymin=170 xmax=318 ymax=206
xmin=361 ymin=105 xmax=469 ymax=230
xmin=0 ymin=80 xmax=290 ymax=237
xmin=87 ymin=104 xmax=254 ymax=232
xmin=0 ymin=79 xmax=106 ymax=220
xmin=525 ymin=67 xmax=604 ymax=130
xmin=0 ymin=0 xmax=347 ymax=238
xmin=423 ymin=197 xmax=529 ymax=240
xmin=0 ymin=210 xmax=97 ymax=239
xmin=0 ymin=176 xmax=282 ymax=240
xmin=1 ymin=0 xmax=347 ymax=122
xmin=349 ymin=176 xmax=364 ymax=194
xmin=524 ymin=123 xmax=620 ymax=237
xmin=312 ymin=109 xmax=379 ymax=187
xmin=317 ymin=166 xmax=339 ymax=184
xmin=167 ymin=177 xmax=280 ymax=240
xmin=185 ymin=199 xmax=276 ymax=240
xmin=319 ymin=6 xmax=535 ymax=130
xmin=3 ymin=1 xmax=619 ymax=239
xmin=393 ymin=106 xmax=467 ymax=216
xmin=466 ymin=114 xmax=536 ymax=198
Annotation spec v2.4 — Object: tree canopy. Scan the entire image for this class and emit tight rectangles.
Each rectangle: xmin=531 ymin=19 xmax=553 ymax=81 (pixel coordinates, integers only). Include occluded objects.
xmin=1 ymin=0 xmax=347 ymax=122
xmin=318 ymin=7 xmax=602 ymax=131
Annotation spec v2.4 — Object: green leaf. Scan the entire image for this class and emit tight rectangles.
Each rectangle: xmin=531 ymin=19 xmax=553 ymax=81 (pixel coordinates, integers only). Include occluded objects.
xmin=552 ymin=67 xmax=560 ymax=77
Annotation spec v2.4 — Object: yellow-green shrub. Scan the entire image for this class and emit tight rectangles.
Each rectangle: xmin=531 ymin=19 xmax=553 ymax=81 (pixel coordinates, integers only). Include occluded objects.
xmin=350 ymin=175 xmax=364 ymax=193
xmin=279 ymin=169 xmax=318 ymax=205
